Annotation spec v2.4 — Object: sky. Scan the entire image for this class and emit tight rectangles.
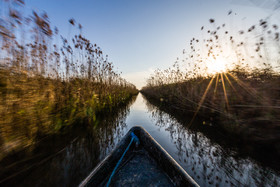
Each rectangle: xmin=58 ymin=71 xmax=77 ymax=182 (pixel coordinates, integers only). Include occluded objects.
xmin=23 ymin=0 xmax=276 ymax=89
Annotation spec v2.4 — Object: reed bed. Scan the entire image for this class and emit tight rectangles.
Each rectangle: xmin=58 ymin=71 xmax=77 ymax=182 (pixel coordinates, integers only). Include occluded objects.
xmin=0 ymin=0 xmax=137 ymax=159
xmin=142 ymin=12 xmax=280 ymax=149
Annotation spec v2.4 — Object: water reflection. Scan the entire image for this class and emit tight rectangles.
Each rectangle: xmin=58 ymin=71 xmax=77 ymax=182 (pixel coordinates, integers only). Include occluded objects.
xmin=0 ymin=96 xmax=136 ymax=186
xmin=1 ymin=93 xmax=280 ymax=187
xmin=144 ymin=95 xmax=280 ymax=187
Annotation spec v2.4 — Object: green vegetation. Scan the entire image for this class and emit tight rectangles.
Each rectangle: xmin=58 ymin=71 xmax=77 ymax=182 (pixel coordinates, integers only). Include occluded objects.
xmin=0 ymin=0 xmax=137 ymax=159
xmin=142 ymin=13 xmax=280 ymax=150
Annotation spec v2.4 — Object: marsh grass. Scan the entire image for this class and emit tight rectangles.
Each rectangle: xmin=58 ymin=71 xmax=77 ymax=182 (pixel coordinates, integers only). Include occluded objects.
xmin=0 ymin=0 xmax=137 ymax=158
xmin=142 ymin=12 xmax=280 ymax=146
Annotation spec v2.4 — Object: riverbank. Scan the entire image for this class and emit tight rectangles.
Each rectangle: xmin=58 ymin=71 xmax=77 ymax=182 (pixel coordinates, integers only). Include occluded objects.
xmin=0 ymin=68 xmax=138 ymax=160
xmin=0 ymin=0 xmax=138 ymax=160
xmin=141 ymin=72 xmax=280 ymax=158
xmin=0 ymin=95 xmax=137 ymax=186
xmin=141 ymin=93 xmax=280 ymax=171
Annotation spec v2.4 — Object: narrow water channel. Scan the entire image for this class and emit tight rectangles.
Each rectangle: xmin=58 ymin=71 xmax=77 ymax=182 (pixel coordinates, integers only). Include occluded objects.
xmin=1 ymin=93 xmax=280 ymax=186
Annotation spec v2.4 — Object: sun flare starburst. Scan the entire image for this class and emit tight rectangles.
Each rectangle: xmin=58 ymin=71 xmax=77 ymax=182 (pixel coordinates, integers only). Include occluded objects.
xmin=206 ymin=57 xmax=227 ymax=75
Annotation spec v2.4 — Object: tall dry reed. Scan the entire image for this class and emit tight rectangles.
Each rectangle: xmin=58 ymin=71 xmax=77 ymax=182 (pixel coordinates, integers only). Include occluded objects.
xmin=0 ymin=0 xmax=137 ymax=158
xmin=142 ymin=11 xmax=280 ymax=145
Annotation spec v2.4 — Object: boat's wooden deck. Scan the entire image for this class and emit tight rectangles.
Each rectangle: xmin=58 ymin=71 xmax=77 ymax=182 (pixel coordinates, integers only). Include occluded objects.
xmin=101 ymin=148 xmax=174 ymax=186
xmin=79 ymin=126 xmax=199 ymax=187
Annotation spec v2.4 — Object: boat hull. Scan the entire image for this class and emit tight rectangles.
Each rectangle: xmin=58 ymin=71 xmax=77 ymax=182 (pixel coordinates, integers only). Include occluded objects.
xmin=79 ymin=126 xmax=199 ymax=187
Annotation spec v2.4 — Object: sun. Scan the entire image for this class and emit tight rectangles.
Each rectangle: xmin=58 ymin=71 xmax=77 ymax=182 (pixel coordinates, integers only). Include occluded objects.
xmin=206 ymin=57 xmax=227 ymax=75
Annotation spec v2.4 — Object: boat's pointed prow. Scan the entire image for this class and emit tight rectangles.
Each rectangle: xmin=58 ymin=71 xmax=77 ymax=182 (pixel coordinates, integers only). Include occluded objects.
xmin=79 ymin=126 xmax=199 ymax=187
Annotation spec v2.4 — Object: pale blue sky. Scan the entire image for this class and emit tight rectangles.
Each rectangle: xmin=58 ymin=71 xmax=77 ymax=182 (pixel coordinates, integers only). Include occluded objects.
xmin=25 ymin=0 xmax=273 ymax=88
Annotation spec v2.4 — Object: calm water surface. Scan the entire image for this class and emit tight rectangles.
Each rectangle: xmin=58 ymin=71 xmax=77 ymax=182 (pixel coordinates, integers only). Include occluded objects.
xmin=1 ymin=93 xmax=280 ymax=186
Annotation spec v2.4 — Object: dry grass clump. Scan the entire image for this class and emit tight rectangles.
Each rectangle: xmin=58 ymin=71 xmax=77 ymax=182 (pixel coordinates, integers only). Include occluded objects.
xmin=0 ymin=0 xmax=137 ymax=158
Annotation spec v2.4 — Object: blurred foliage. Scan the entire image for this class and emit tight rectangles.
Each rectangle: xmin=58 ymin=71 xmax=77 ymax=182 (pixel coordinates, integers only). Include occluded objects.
xmin=142 ymin=12 xmax=280 ymax=143
xmin=0 ymin=0 xmax=138 ymax=159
